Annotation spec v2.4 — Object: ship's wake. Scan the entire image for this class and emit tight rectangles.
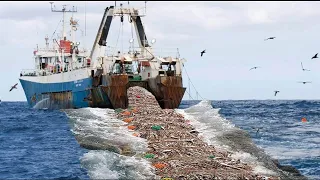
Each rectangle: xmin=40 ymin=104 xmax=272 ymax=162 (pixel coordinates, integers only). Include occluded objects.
xmin=64 ymin=101 xmax=294 ymax=179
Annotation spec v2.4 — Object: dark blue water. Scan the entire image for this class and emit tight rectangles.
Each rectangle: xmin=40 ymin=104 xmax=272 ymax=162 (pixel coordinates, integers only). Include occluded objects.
xmin=180 ymin=100 xmax=320 ymax=180
xmin=1 ymin=100 xmax=319 ymax=179
xmin=0 ymin=102 xmax=89 ymax=180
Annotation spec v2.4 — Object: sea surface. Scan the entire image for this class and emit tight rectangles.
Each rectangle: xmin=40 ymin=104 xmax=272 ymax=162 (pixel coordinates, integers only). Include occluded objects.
xmin=0 ymin=100 xmax=319 ymax=179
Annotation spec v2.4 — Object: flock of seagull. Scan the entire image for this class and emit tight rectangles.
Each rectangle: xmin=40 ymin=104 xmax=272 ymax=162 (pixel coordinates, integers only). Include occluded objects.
xmin=200 ymin=37 xmax=318 ymax=97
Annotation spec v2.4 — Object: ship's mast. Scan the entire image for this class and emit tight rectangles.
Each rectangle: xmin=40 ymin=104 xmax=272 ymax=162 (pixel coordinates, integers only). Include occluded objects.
xmin=50 ymin=2 xmax=77 ymax=40
xmin=45 ymin=35 xmax=49 ymax=49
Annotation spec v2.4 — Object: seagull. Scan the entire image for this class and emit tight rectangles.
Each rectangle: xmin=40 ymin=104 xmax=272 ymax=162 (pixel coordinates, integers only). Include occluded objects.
xmin=274 ymin=90 xmax=280 ymax=96
xmin=252 ymin=127 xmax=263 ymax=136
xmin=300 ymin=62 xmax=310 ymax=71
xmin=9 ymin=83 xmax=18 ymax=92
xmin=200 ymin=50 xmax=206 ymax=57
xmin=298 ymin=81 xmax=312 ymax=84
xmin=311 ymin=53 xmax=318 ymax=59
xmin=264 ymin=37 xmax=276 ymax=41
xmin=249 ymin=66 xmax=261 ymax=71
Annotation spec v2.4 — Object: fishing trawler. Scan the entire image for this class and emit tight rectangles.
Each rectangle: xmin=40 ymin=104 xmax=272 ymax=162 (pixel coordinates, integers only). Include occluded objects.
xmin=19 ymin=2 xmax=186 ymax=109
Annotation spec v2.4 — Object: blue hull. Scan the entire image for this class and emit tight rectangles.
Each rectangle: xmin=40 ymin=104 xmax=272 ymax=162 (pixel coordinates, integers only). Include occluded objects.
xmin=19 ymin=77 xmax=112 ymax=109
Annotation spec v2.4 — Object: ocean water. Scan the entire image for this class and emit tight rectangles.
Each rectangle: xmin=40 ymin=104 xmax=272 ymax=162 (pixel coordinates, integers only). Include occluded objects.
xmin=180 ymin=100 xmax=320 ymax=180
xmin=0 ymin=100 xmax=319 ymax=179
xmin=0 ymin=102 xmax=89 ymax=180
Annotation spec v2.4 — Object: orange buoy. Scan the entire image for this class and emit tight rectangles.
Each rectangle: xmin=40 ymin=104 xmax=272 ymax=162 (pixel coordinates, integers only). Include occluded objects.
xmin=128 ymin=125 xmax=136 ymax=130
xmin=301 ymin=117 xmax=307 ymax=123
xmin=132 ymin=133 xmax=139 ymax=137
xmin=123 ymin=117 xmax=134 ymax=123
xmin=152 ymin=163 xmax=166 ymax=169
xmin=122 ymin=111 xmax=131 ymax=116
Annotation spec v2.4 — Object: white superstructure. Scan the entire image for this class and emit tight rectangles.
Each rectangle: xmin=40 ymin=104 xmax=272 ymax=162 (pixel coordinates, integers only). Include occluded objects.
xmin=20 ymin=3 xmax=94 ymax=84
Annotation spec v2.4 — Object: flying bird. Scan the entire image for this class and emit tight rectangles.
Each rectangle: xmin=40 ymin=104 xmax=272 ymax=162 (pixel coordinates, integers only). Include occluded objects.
xmin=311 ymin=53 xmax=318 ymax=59
xmin=298 ymin=81 xmax=312 ymax=84
xmin=264 ymin=37 xmax=276 ymax=41
xmin=274 ymin=90 xmax=280 ymax=96
xmin=249 ymin=66 xmax=261 ymax=71
xmin=9 ymin=83 xmax=18 ymax=92
xmin=200 ymin=50 xmax=206 ymax=57
xmin=300 ymin=62 xmax=310 ymax=71
xmin=252 ymin=127 xmax=263 ymax=136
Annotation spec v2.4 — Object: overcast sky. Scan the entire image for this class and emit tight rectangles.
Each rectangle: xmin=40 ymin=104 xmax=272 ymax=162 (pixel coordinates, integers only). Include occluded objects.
xmin=2 ymin=1 xmax=320 ymax=101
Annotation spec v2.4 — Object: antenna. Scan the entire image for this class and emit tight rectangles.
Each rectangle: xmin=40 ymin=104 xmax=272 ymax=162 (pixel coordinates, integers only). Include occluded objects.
xmin=49 ymin=2 xmax=77 ymax=40
xmin=45 ymin=35 xmax=49 ymax=48
xmin=145 ymin=1 xmax=147 ymax=14
xmin=84 ymin=1 xmax=86 ymax=37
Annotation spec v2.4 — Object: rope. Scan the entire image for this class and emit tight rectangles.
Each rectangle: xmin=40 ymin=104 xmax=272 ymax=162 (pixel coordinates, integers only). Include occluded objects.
xmin=50 ymin=16 xmax=63 ymax=40
xmin=182 ymin=64 xmax=205 ymax=101
xmin=113 ymin=17 xmax=122 ymax=56
xmin=130 ymin=18 xmax=134 ymax=41
xmin=184 ymin=90 xmax=194 ymax=100
xmin=121 ymin=19 xmax=124 ymax=54
xmin=130 ymin=21 xmax=138 ymax=72
xmin=36 ymin=15 xmax=63 ymax=58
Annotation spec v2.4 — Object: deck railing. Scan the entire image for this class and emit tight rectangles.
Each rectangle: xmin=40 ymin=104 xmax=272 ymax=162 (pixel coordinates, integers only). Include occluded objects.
xmin=105 ymin=46 xmax=180 ymax=59
xmin=20 ymin=69 xmax=38 ymax=77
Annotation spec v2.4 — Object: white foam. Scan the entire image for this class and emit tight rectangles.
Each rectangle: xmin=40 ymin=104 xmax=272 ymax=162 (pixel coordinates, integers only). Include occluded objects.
xmin=64 ymin=107 xmax=156 ymax=179
xmin=33 ymin=97 xmax=50 ymax=109
xmin=80 ymin=151 xmax=156 ymax=179
xmin=231 ymin=151 xmax=258 ymax=164
xmin=253 ymin=165 xmax=278 ymax=176
xmin=231 ymin=151 xmax=277 ymax=176
xmin=175 ymin=100 xmax=278 ymax=177
xmin=175 ymin=101 xmax=237 ymax=149
xmin=67 ymin=108 xmax=148 ymax=153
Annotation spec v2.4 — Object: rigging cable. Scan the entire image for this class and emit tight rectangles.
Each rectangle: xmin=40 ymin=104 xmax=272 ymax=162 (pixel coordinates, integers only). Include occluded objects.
xmin=184 ymin=90 xmax=194 ymax=100
xmin=113 ymin=17 xmax=122 ymax=56
xmin=50 ymin=16 xmax=63 ymax=40
xmin=84 ymin=1 xmax=87 ymax=37
xmin=37 ymin=15 xmax=63 ymax=57
xmin=129 ymin=16 xmax=137 ymax=71
xmin=121 ymin=15 xmax=124 ymax=54
xmin=182 ymin=64 xmax=205 ymax=101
